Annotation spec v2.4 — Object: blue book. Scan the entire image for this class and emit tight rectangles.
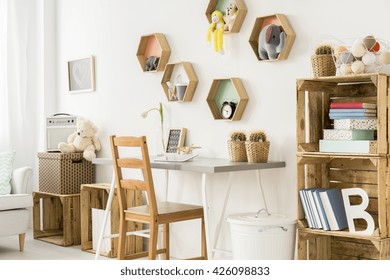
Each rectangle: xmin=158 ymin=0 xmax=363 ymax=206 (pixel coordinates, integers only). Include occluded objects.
xmin=299 ymin=190 xmax=314 ymax=228
xmin=319 ymin=188 xmax=348 ymax=231
xmin=313 ymin=189 xmax=330 ymax=230
xmin=329 ymin=109 xmax=376 ymax=114
xmin=305 ymin=188 xmax=323 ymax=229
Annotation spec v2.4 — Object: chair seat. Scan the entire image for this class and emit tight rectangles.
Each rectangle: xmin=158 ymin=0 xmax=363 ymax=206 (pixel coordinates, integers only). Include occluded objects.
xmin=0 ymin=194 xmax=33 ymax=211
xmin=125 ymin=201 xmax=204 ymax=222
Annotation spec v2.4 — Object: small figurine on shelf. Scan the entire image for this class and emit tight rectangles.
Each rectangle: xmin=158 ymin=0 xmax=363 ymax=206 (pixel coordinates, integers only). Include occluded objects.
xmin=258 ymin=24 xmax=286 ymax=60
xmin=207 ymin=10 xmax=225 ymax=54
xmin=223 ymin=3 xmax=238 ymax=32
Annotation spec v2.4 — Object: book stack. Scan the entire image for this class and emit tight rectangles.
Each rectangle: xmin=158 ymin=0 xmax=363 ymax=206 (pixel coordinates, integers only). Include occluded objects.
xmin=319 ymin=102 xmax=377 ymax=153
xmin=299 ymin=188 xmax=348 ymax=231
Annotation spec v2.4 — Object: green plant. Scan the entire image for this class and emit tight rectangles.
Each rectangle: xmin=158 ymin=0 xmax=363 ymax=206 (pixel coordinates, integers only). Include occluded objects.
xmin=248 ymin=130 xmax=267 ymax=142
xmin=230 ymin=131 xmax=246 ymax=141
xmin=314 ymin=44 xmax=333 ymax=55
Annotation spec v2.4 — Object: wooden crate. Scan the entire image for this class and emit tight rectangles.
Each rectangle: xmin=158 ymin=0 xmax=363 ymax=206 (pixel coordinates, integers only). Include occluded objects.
xmin=296 ymin=74 xmax=389 ymax=156
xmin=298 ymin=231 xmax=390 ymax=260
xmin=296 ymin=74 xmax=390 ymax=260
xmin=33 ymin=191 xmax=81 ymax=246
xmin=80 ymin=184 xmax=144 ymax=258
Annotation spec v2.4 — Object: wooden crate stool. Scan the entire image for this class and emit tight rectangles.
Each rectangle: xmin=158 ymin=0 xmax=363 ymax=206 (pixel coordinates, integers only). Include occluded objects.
xmin=33 ymin=191 xmax=81 ymax=246
xmin=80 ymin=183 xmax=143 ymax=258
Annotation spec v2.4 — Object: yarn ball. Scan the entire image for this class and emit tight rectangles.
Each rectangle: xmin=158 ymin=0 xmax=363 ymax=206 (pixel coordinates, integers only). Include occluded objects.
xmin=363 ymin=35 xmax=376 ymax=51
xmin=333 ymin=45 xmax=347 ymax=58
xmin=362 ymin=52 xmax=376 ymax=66
xmin=351 ymin=60 xmax=365 ymax=74
xmin=339 ymin=51 xmax=355 ymax=64
xmin=370 ymin=42 xmax=381 ymax=53
xmin=340 ymin=64 xmax=352 ymax=75
xmin=379 ymin=52 xmax=390 ymax=65
xmin=351 ymin=41 xmax=367 ymax=58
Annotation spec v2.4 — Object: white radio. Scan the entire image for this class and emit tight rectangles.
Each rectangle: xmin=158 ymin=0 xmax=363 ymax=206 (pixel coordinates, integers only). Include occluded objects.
xmin=45 ymin=114 xmax=77 ymax=151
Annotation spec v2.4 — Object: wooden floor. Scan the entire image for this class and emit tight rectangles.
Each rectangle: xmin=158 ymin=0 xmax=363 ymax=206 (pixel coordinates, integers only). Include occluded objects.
xmin=0 ymin=229 xmax=113 ymax=260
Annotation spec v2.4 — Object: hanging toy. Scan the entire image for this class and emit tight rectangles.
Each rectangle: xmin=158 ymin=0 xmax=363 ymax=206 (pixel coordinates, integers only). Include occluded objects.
xmin=207 ymin=11 xmax=225 ymax=54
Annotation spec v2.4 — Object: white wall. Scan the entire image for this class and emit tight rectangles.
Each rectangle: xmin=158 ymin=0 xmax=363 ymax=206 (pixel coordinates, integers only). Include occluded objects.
xmin=48 ymin=0 xmax=390 ymax=258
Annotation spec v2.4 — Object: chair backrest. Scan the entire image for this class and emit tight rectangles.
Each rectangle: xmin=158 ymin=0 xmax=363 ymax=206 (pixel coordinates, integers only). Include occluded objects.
xmin=110 ymin=135 xmax=158 ymax=218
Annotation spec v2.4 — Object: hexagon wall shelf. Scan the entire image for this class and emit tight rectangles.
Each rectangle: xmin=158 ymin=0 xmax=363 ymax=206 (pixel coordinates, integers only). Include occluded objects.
xmin=161 ymin=62 xmax=198 ymax=102
xmin=206 ymin=78 xmax=248 ymax=121
xmin=249 ymin=13 xmax=295 ymax=62
xmin=205 ymin=0 xmax=247 ymax=33
xmin=136 ymin=33 xmax=171 ymax=72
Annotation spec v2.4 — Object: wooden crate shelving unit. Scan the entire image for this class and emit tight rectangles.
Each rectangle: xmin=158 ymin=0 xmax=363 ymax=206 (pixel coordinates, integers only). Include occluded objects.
xmin=296 ymin=73 xmax=390 ymax=260
xmin=33 ymin=191 xmax=81 ymax=246
xmin=80 ymin=184 xmax=144 ymax=258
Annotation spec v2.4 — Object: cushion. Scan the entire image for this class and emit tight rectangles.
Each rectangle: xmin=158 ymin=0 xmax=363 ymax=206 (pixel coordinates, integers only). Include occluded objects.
xmin=0 ymin=151 xmax=15 ymax=195
xmin=0 ymin=194 xmax=33 ymax=210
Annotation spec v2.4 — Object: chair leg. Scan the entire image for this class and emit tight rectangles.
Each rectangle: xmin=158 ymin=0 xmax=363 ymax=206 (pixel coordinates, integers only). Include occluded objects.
xmin=117 ymin=217 xmax=127 ymax=260
xmin=19 ymin=233 xmax=25 ymax=252
xmin=163 ymin=224 xmax=170 ymax=260
xmin=201 ymin=217 xmax=207 ymax=260
xmin=148 ymin=222 xmax=158 ymax=260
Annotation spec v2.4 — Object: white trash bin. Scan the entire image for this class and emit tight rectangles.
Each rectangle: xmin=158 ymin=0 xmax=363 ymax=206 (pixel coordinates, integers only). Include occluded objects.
xmin=226 ymin=209 xmax=296 ymax=260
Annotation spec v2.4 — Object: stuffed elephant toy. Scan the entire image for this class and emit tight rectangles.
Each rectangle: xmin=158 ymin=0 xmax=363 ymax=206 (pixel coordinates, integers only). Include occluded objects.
xmin=258 ymin=24 xmax=286 ymax=60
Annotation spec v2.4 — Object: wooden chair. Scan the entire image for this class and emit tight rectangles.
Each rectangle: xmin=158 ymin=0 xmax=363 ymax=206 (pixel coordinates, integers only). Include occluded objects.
xmin=110 ymin=135 xmax=207 ymax=260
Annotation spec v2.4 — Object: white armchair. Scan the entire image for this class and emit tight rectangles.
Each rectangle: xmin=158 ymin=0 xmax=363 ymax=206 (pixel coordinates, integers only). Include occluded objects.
xmin=0 ymin=167 xmax=33 ymax=251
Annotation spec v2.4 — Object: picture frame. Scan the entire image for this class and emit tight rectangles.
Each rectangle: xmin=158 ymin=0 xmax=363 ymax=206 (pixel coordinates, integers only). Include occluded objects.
xmin=68 ymin=56 xmax=95 ymax=93
xmin=166 ymin=128 xmax=187 ymax=153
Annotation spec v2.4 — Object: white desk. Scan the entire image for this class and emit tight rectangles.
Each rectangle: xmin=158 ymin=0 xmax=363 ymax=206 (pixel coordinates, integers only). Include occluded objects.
xmin=92 ymin=157 xmax=286 ymax=259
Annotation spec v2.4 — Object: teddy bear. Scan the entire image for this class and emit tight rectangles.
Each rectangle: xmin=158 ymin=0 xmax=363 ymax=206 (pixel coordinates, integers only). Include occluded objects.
xmin=223 ymin=3 xmax=238 ymax=32
xmin=58 ymin=118 xmax=101 ymax=161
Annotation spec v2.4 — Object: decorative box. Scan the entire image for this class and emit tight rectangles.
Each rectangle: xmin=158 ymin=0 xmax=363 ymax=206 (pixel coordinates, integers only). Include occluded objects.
xmin=38 ymin=152 xmax=93 ymax=194
xmin=333 ymin=119 xmax=377 ymax=130
xmin=323 ymin=129 xmax=375 ymax=140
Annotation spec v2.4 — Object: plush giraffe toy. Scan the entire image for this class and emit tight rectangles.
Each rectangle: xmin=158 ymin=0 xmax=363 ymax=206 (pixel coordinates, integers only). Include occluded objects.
xmin=207 ymin=10 xmax=225 ymax=54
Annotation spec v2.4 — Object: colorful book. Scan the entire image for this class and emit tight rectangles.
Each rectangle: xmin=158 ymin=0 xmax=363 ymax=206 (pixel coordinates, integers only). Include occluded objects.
xmin=323 ymin=129 xmax=375 ymax=140
xmin=330 ymin=102 xmax=376 ymax=109
xmin=329 ymin=109 xmax=376 ymax=114
xmin=334 ymin=118 xmax=377 ymax=130
xmin=319 ymin=140 xmax=377 ymax=154
xmin=319 ymin=188 xmax=348 ymax=231
xmin=329 ymin=114 xmax=376 ymax=120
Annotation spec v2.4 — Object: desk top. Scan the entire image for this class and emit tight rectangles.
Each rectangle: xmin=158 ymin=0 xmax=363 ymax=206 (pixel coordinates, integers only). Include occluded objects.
xmin=93 ymin=157 xmax=286 ymax=174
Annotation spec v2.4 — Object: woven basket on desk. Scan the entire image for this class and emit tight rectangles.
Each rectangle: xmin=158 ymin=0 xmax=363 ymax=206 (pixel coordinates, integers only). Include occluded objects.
xmin=311 ymin=54 xmax=336 ymax=77
xmin=227 ymin=140 xmax=247 ymax=162
xmin=245 ymin=141 xmax=270 ymax=163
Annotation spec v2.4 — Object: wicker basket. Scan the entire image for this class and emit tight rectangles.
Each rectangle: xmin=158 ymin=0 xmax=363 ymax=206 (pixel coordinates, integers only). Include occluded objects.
xmin=311 ymin=54 xmax=336 ymax=77
xmin=245 ymin=141 xmax=270 ymax=163
xmin=227 ymin=140 xmax=247 ymax=162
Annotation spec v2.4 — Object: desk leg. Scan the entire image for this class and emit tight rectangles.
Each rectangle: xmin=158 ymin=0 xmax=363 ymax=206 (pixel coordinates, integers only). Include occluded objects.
xmin=211 ymin=172 xmax=233 ymax=259
xmin=94 ymin=170 xmax=116 ymax=260
xmin=201 ymin=173 xmax=212 ymax=259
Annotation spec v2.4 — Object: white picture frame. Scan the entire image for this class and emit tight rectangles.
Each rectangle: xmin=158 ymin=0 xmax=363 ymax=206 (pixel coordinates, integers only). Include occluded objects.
xmin=68 ymin=56 xmax=95 ymax=93
xmin=166 ymin=128 xmax=187 ymax=153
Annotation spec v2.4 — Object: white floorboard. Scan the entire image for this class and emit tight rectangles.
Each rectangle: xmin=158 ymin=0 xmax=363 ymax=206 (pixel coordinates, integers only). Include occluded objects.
xmin=0 ymin=228 xmax=113 ymax=260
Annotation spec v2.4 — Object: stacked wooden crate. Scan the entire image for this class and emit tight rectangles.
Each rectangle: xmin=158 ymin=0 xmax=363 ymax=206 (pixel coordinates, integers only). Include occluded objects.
xmin=296 ymin=73 xmax=390 ymax=260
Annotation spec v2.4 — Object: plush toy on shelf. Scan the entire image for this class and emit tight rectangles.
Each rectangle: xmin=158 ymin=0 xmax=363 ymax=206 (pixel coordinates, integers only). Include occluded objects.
xmin=223 ymin=3 xmax=238 ymax=32
xmin=58 ymin=118 xmax=101 ymax=161
xmin=207 ymin=10 xmax=225 ymax=54
xmin=258 ymin=24 xmax=286 ymax=60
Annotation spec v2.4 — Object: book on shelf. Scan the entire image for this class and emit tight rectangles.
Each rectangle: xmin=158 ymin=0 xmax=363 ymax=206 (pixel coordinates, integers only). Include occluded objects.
xmin=318 ymin=188 xmax=348 ymax=231
xmin=330 ymin=102 xmax=376 ymax=109
xmin=313 ymin=189 xmax=330 ymax=231
xmin=334 ymin=118 xmax=377 ymax=130
xmin=319 ymin=140 xmax=377 ymax=154
xmin=323 ymin=129 xmax=375 ymax=141
xmin=329 ymin=108 xmax=376 ymax=114
xmin=329 ymin=112 xmax=376 ymax=120
xmin=299 ymin=190 xmax=314 ymax=228
xmin=305 ymin=188 xmax=323 ymax=229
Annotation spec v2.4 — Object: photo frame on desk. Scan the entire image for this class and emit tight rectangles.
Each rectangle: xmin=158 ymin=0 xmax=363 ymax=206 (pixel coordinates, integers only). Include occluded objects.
xmin=68 ymin=56 xmax=95 ymax=93
xmin=166 ymin=128 xmax=187 ymax=153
